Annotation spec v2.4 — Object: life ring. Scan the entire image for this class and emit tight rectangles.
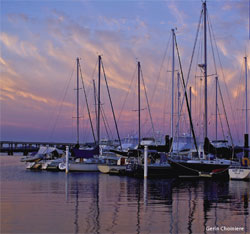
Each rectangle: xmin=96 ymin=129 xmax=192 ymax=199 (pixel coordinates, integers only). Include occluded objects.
xmin=59 ymin=162 xmax=66 ymax=170
xmin=242 ymin=157 xmax=250 ymax=166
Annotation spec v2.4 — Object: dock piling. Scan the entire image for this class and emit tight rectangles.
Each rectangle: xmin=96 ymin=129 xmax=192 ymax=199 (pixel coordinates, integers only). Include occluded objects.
xmin=66 ymin=146 xmax=69 ymax=173
xmin=144 ymin=145 xmax=148 ymax=178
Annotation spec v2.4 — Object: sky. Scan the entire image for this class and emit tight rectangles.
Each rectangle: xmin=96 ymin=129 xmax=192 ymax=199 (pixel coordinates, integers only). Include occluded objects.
xmin=0 ymin=0 xmax=249 ymax=144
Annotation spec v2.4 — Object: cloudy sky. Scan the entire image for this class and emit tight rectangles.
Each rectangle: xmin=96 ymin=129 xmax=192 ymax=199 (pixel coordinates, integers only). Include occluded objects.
xmin=1 ymin=0 xmax=249 ymax=144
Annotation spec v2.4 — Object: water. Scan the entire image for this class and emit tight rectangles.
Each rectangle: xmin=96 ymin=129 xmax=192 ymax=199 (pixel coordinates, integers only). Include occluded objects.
xmin=1 ymin=156 xmax=249 ymax=234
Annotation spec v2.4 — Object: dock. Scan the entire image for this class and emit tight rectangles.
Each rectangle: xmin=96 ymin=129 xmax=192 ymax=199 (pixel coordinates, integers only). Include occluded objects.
xmin=0 ymin=141 xmax=85 ymax=155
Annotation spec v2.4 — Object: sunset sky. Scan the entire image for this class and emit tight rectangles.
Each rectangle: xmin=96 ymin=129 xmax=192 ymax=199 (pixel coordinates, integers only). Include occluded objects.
xmin=1 ymin=0 xmax=249 ymax=145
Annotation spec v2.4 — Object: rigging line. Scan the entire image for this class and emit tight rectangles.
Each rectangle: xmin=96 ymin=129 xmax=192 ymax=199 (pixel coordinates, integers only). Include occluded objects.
xmin=100 ymin=105 xmax=111 ymax=140
xmin=117 ymin=64 xmax=137 ymax=123
xmin=79 ymin=62 xmax=96 ymax=143
xmin=101 ymin=60 xmax=122 ymax=149
xmin=209 ymin=16 xmax=240 ymax=144
xmin=49 ymin=61 xmax=75 ymax=141
xmin=93 ymin=79 xmax=98 ymax=135
xmin=161 ymin=48 xmax=173 ymax=133
xmin=92 ymin=59 xmax=98 ymax=133
xmin=218 ymin=80 xmax=234 ymax=149
xmin=81 ymin=111 xmax=88 ymax=143
xmin=162 ymin=73 xmax=167 ymax=133
xmin=173 ymin=7 xmax=203 ymax=145
xmin=149 ymin=34 xmax=171 ymax=104
xmin=194 ymin=34 xmax=202 ymax=125
xmin=140 ymin=68 xmax=157 ymax=144
xmin=233 ymin=60 xmax=244 ymax=143
xmin=197 ymin=29 xmax=204 ymax=123
xmin=199 ymin=78 xmax=203 ymax=139
xmin=207 ymin=13 xmax=218 ymax=75
xmin=174 ymin=33 xmax=199 ymax=153
xmin=185 ymin=6 xmax=203 ymax=91
xmin=217 ymin=105 xmax=226 ymax=140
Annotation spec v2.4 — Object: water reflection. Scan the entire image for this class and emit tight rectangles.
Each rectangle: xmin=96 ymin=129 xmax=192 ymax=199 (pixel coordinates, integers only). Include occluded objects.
xmin=64 ymin=176 xmax=249 ymax=233
xmin=229 ymin=180 xmax=249 ymax=233
xmin=1 ymin=156 xmax=249 ymax=234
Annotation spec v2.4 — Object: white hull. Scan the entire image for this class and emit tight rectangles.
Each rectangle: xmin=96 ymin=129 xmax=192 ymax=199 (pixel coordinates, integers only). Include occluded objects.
xmin=26 ymin=162 xmax=36 ymax=169
xmin=26 ymin=162 xmax=41 ymax=169
xmin=98 ymin=165 xmax=126 ymax=174
xmin=42 ymin=162 xmax=49 ymax=170
xmin=229 ymin=167 xmax=250 ymax=180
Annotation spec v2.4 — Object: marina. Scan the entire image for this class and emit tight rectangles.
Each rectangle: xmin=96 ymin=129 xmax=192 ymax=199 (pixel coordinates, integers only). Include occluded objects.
xmin=1 ymin=0 xmax=250 ymax=233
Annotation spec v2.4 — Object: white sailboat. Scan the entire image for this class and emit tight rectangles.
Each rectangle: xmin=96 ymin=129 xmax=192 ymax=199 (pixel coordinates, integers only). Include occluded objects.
xmin=65 ymin=56 xmax=122 ymax=172
xmin=59 ymin=57 xmax=101 ymax=172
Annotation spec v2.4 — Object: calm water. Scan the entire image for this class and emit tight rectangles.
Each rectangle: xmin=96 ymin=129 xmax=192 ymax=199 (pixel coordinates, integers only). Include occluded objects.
xmin=1 ymin=156 xmax=249 ymax=234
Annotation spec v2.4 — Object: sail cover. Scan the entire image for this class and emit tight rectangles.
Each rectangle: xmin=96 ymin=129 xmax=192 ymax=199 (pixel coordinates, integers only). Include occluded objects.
xmin=72 ymin=146 xmax=99 ymax=158
xmin=37 ymin=146 xmax=64 ymax=155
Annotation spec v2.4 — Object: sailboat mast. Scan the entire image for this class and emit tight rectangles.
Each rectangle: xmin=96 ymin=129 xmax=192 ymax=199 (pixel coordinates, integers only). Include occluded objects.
xmin=171 ymin=28 xmax=175 ymax=139
xmin=177 ymin=72 xmax=180 ymax=152
xmin=245 ymin=56 xmax=248 ymax=134
xmin=138 ymin=61 xmax=141 ymax=146
xmin=203 ymin=1 xmax=208 ymax=138
xmin=97 ymin=55 xmax=101 ymax=146
xmin=76 ymin=57 xmax=80 ymax=145
xmin=189 ymin=86 xmax=192 ymax=137
xmin=93 ymin=79 xmax=97 ymax=143
xmin=244 ymin=56 xmax=249 ymax=157
xmin=215 ymin=76 xmax=218 ymax=140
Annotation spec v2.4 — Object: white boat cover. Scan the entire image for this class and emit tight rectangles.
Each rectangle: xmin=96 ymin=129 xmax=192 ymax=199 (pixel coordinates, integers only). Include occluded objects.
xmin=37 ymin=146 xmax=64 ymax=155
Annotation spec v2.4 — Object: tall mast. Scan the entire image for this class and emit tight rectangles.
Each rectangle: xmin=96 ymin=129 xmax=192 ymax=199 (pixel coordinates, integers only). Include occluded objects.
xmin=189 ymin=86 xmax=192 ymax=137
xmin=76 ymin=57 xmax=80 ymax=145
xmin=177 ymin=72 xmax=180 ymax=152
xmin=138 ymin=61 xmax=141 ymax=146
xmin=171 ymin=28 xmax=175 ymax=139
xmin=244 ymin=56 xmax=249 ymax=157
xmin=215 ymin=76 xmax=218 ymax=140
xmin=245 ymin=56 xmax=248 ymax=134
xmin=93 ymin=79 xmax=97 ymax=143
xmin=101 ymin=60 xmax=123 ymax=150
xmin=97 ymin=55 xmax=101 ymax=146
xmin=203 ymin=1 xmax=208 ymax=138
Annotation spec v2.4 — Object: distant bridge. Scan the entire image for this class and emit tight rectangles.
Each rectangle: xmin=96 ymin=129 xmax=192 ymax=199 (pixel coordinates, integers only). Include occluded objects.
xmin=0 ymin=141 xmax=87 ymax=155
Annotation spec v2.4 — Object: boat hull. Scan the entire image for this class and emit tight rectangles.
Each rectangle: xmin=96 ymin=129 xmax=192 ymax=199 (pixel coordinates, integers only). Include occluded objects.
xmin=69 ymin=163 xmax=99 ymax=172
xmin=98 ymin=165 xmax=126 ymax=174
xmin=229 ymin=167 xmax=250 ymax=180
xmin=168 ymin=159 xmax=230 ymax=179
xmin=126 ymin=163 xmax=176 ymax=178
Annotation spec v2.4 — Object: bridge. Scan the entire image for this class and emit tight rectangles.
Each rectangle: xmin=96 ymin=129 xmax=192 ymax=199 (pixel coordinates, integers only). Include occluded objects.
xmin=0 ymin=141 xmax=88 ymax=155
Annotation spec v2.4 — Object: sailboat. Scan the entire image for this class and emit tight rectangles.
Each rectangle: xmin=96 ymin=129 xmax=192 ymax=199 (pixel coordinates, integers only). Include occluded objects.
xmin=62 ymin=57 xmax=104 ymax=172
xmin=122 ymin=61 xmax=174 ymax=178
xmin=229 ymin=56 xmax=250 ymax=180
xmin=167 ymin=1 xmax=239 ymax=179
xmin=65 ymin=56 xmax=123 ymax=172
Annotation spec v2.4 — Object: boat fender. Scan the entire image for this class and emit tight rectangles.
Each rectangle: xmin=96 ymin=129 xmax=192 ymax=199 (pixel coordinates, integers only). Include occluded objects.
xmin=242 ymin=157 xmax=250 ymax=166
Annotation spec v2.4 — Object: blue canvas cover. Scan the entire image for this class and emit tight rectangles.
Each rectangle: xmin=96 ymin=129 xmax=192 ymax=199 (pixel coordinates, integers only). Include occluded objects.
xmin=72 ymin=146 xmax=99 ymax=158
